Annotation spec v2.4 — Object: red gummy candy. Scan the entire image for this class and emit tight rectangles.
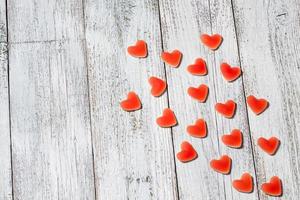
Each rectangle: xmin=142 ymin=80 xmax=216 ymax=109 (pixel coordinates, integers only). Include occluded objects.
xmin=187 ymin=119 xmax=207 ymax=138
xmin=187 ymin=84 xmax=209 ymax=103
xmin=210 ymin=155 xmax=232 ymax=174
xmin=261 ymin=176 xmax=282 ymax=196
xmin=177 ymin=141 xmax=198 ymax=163
xmin=232 ymin=173 xmax=254 ymax=193
xmin=215 ymin=100 xmax=236 ymax=118
xmin=247 ymin=95 xmax=269 ymax=115
xmin=221 ymin=129 xmax=243 ymax=148
xmin=148 ymin=76 xmax=167 ymax=97
xmin=220 ymin=62 xmax=241 ymax=82
xmin=257 ymin=137 xmax=280 ymax=155
xmin=120 ymin=92 xmax=142 ymax=111
xmin=127 ymin=40 xmax=147 ymax=58
xmin=161 ymin=50 xmax=182 ymax=68
xmin=200 ymin=34 xmax=223 ymax=50
xmin=156 ymin=108 xmax=177 ymax=128
xmin=187 ymin=58 xmax=207 ymax=76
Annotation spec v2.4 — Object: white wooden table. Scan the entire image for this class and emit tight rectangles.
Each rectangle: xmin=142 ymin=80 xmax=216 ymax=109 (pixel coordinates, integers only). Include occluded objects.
xmin=0 ymin=0 xmax=299 ymax=199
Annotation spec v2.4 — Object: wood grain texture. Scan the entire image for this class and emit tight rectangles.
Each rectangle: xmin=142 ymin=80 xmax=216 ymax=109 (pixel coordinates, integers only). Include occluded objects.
xmin=159 ymin=0 xmax=259 ymax=199
xmin=158 ymin=0 xmax=224 ymax=199
xmin=84 ymin=0 xmax=178 ymax=199
xmin=0 ymin=1 xmax=13 ymax=198
xmin=0 ymin=0 xmax=7 ymax=42
xmin=232 ymin=0 xmax=300 ymax=199
xmin=7 ymin=0 xmax=85 ymax=42
xmin=7 ymin=0 xmax=95 ymax=199
xmin=9 ymin=41 xmax=95 ymax=200
xmin=208 ymin=0 xmax=259 ymax=199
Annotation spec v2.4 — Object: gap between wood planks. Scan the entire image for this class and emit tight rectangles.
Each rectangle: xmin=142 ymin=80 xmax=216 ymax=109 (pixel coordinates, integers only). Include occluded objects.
xmin=5 ymin=0 xmax=14 ymax=199
xmin=229 ymin=0 xmax=260 ymax=199
xmin=157 ymin=0 xmax=180 ymax=199
xmin=81 ymin=0 xmax=98 ymax=198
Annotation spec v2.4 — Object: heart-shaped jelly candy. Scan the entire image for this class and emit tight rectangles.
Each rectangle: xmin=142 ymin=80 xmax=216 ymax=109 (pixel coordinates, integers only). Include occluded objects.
xmin=232 ymin=173 xmax=253 ymax=193
xmin=215 ymin=100 xmax=236 ymax=118
xmin=148 ymin=76 xmax=167 ymax=97
xmin=161 ymin=50 xmax=182 ymax=68
xmin=200 ymin=34 xmax=223 ymax=50
xmin=187 ymin=58 xmax=207 ymax=76
xmin=221 ymin=129 xmax=243 ymax=148
xmin=220 ymin=62 xmax=241 ymax=82
xmin=156 ymin=108 xmax=177 ymax=128
xmin=187 ymin=119 xmax=207 ymax=138
xmin=210 ymin=155 xmax=232 ymax=174
xmin=261 ymin=176 xmax=282 ymax=196
xmin=257 ymin=137 xmax=280 ymax=155
xmin=127 ymin=40 xmax=148 ymax=58
xmin=120 ymin=92 xmax=142 ymax=112
xmin=187 ymin=84 xmax=209 ymax=103
xmin=247 ymin=95 xmax=269 ymax=115
xmin=177 ymin=141 xmax=198 ymax=163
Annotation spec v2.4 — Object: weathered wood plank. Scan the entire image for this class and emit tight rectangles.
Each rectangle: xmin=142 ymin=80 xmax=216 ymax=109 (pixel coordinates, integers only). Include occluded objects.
xmin=0 ymin=0 xmax=7 ymax=42
xmin=84 ymin=0 xmax=178 ymax=199
xmin=232 ymin=0 xmax=300 ymax=199
xmin=158 ymin=0 xmax=225 ymax=199
xmin=208 ymin=0 xmax=259 ymax=199
xmin=9 ymin=41 xmax=95 ymax=200
xmin=7 ymin=0 xmax=84 ymax=42
xmin=0 ymin=1 xmax=13 ymax=199
xmin=7 ymin=0 xmax=95 ymax=199
xmin=159 ymin=0 xmax=259 ymax=199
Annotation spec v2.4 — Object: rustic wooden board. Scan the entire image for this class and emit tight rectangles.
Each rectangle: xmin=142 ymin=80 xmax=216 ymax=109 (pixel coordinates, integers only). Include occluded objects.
xmin=0 ymin=1 xmax=13 ymax=199
xmin=0 ymin=0 xmax=7 ymax=42
xmin=208 ymin=0 xmax=259 ymax=199
xmin=232 ymin=0 xmax=300 ymax=199
xmin=9 ymin=41 xmax=95 ymax=200
xmin=3 ymin=0 xmax=300 ymax=199
xmin=7 ymin=0 xmax=95 ymax=199
xmin=159 ymin=0 xmax=259 ymax=199
xmin=158 ymin=0 xmax=225 ymax=199
xmin=7 ymin=0 xmax=85 ymax=42
xmin=84 ymin=0 xmax=178 ymax=199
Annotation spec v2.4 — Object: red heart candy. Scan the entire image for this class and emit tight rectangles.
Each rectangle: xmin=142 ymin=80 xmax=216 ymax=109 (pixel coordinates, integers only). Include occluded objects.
xmin=187 ymin=119 xmax=207 ymax=138
xmin=261 ymin=176 xmax=282 ymax=196
xmin=187 ymin=84 xmax=209 ymax=103
xmin=200 ymin=34 xmax=223 ymax=50
xmin=221 ymin=129 xmax=243 ymax=148
xmin=120 ymin=92 xmax=142 ymax=111
xmin=232 ymin=173 xmax=253 ymax=193
xmin=161 ymin=50 xmax=182 ymax=68
xmin=247 ymin=95 xmax=269 ymax=115
xmin=210 ymin=155 xmax=232 ymax=174
xmin=156 ymin=108 xmax=177 ymax=128
xmin=257 ymin=137 xmax=280 ymax=155
xmin=127 ymin=40 xmax=148 ymax=58
xmin=177 ymin=141 xmax=198 ymax=163
xmin=220 ymin=63 xmax=241 ymax=82
xmin=215 ymin=100 xmax=236 ymax=118
xmin=148 ymin=76 xmax=167 ymax=97
xmin=187 ymin=58 xmax=207 ymax=76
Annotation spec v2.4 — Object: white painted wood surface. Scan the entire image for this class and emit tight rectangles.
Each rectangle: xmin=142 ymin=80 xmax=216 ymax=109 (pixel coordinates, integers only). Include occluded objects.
xmin=7 ymin=0 xmax=95 ymax=199
xmin=0 ymin=0 xmax=7 ymax=42
xmin=0 ymin=0 xmax=299 ymax=199
xmin=208 ymin=0 xmax=259 ymax=199
xmin=84 ymin=0 xmax=178 ymax=199
xmin=232 ymin=0 xmax=300 ymax=199
xmin=158 ymin=0 xmax=226 ymax=199
xmin=159 ymin=0 xmax=258 ymax=199
xmin=0 ymin=1 xmax=13 ymax=199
